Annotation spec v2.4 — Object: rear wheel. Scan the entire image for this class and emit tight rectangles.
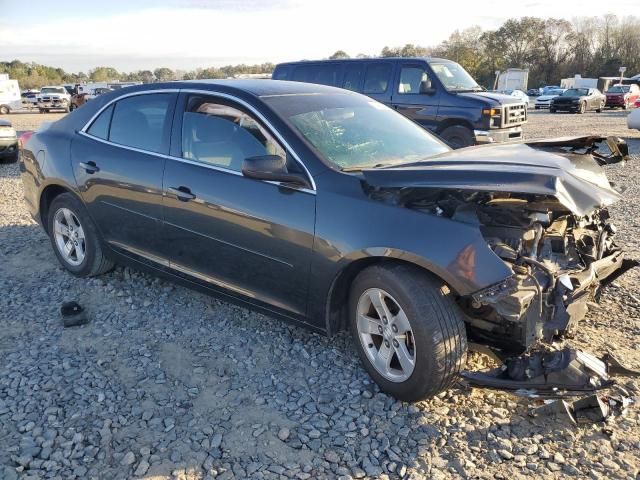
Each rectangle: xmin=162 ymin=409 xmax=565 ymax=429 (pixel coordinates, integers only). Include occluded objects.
xmin=47 ymin=193 xmax=114 ymax=277
xmin=349 ymin=264 xmax=467 ymax=401
xmin=596 ymin=101 xmax=604 ymax=113
xmin=439 ymin=125 xmax=474 ymax=149
xmin=0 ymin=105 xmax=9 ymax=114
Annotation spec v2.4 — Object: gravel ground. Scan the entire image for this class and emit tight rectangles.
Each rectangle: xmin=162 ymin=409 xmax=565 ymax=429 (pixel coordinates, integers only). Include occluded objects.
xmin=1 ymin=110 xmax=640 ymax=480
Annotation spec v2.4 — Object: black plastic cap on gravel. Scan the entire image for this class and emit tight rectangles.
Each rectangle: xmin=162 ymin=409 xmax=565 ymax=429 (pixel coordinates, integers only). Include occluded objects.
xmin=61 ymin=301 xmax=88 ymax=327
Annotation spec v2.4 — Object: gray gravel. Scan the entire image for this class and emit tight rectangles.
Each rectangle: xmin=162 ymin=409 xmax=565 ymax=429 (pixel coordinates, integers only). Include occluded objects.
xmin=1 ymin=110 xmax=639 ymax=479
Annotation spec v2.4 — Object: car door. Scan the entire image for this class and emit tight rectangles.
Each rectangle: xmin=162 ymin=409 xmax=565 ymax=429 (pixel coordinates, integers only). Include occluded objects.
xmin=73 ymin=91 xmax=177 ymax=263
xmin=161 ymin=92 xmax=316 ymax=317
xmin=390 ymin=62 xmax=440 ymax=131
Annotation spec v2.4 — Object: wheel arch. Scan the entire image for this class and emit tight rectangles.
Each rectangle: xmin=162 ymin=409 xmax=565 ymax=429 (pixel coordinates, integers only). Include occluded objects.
xmin=324 ymin=256 xmax=460 ymax=336
xmin=39 ymin=184 xmax=80 ymax=233
xmin=436 ymin=118 xmax=474 ymax=135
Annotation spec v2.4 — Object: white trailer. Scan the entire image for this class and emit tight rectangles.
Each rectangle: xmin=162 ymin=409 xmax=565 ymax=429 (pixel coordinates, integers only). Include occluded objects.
xmin=560 ymin=74 xmax=598 ymax=90
xmin=0 ymin=73 xmax=23 ymax=114
xmin=496 ymin=69 xmax=529 ymax=91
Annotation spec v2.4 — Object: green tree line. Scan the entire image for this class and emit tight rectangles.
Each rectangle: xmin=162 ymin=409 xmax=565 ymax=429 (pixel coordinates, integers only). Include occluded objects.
xmin=2 ymin=14 xmax=638 ymax=89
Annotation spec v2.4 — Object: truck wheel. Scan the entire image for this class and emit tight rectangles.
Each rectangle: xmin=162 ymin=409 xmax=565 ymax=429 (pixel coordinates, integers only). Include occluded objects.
xmin=439 ymin=125 xmax=474 ymax=149
xmin=349 ymin=264 xmax=467 ymax=402
xmin=0 ymin=105 xmax=9 ymax=114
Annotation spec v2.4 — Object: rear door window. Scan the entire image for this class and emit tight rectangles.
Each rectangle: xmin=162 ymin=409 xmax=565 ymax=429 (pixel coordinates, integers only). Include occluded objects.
xmin=363 ymin=63 xmax=392 ymax=94
xmin=342 ymin=65 xmax=363 ymax=91
xmin=108 ymin=94 xmax=173 ymax=153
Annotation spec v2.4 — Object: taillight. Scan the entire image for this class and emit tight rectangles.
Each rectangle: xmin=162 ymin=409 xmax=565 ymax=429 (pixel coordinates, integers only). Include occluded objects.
xmin=18 ymin=131 xmax=34 ymax=149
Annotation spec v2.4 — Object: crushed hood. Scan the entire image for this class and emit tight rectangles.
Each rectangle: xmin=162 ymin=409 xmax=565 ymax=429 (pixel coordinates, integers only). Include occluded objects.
xmin=361 ymin=136 xmax=629 ymax=216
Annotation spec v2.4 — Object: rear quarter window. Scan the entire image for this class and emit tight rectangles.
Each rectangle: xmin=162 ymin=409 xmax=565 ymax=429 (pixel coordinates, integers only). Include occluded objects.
xmin=86 ymin=104 xmax=114 ymax=140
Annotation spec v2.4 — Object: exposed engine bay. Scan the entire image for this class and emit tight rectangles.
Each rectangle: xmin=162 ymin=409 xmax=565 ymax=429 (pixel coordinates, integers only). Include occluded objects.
xmin=362 ymin=136 xmax=639 ymax=397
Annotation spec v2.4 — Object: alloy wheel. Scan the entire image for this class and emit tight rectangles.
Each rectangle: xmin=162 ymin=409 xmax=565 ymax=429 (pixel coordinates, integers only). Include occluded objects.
xmin=356 ymin=288 xmax=416 ymax=383
xmin=53 ymin=208 xmax=86 ymax=266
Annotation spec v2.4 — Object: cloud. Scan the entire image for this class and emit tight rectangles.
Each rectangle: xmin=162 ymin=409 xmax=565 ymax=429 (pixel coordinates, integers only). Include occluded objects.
xmin=1 ymin=0 xmax=638 ymax=72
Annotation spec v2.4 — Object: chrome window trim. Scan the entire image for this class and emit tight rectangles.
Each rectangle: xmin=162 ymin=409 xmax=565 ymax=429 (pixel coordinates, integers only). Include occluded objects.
xmin=79 ymin=87 xmax=317 ymax=193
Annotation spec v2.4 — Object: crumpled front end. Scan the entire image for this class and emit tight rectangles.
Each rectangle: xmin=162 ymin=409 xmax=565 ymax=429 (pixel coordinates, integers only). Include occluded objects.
xmin=362 ymin=135 xmax=639 ymax=397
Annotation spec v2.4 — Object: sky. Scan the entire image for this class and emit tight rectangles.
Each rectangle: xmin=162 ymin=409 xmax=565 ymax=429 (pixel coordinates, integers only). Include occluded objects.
xmin=0 ymin=0 xmax=637 ymax=73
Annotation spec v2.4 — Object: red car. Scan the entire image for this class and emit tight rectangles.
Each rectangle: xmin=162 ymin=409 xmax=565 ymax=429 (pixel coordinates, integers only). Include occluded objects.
xmin=605 ymin=84 xmax=640 ymax=109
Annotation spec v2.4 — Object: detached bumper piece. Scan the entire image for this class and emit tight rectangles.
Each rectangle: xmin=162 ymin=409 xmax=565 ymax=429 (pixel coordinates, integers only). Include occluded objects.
xmin=462 ymin=347 xmax=613 ymax=397
xmin=462 ymin=347 xmax=639 ymax=423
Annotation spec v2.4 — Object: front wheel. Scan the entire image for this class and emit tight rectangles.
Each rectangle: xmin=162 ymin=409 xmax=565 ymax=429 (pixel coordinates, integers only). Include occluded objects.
xmin=439 ymin=125 xmax=474 ymax=149
xmin=47 ymin=193 xmax=114 ymax=277
xmin=578 ymin=102 xmax=586 ymax=114
xmin=350 ymin=264 xmax=467 ymax=401
xmin=0 ymin=105 xmax=9 ymax=115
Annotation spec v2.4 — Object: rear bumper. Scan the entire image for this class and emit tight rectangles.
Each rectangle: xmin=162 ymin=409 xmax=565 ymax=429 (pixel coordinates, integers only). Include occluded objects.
xmin=474 ymin=126 xmax=523 ymax=144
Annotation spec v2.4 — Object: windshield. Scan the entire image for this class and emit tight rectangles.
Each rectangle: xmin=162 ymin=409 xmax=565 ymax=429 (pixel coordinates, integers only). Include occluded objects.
xmin=562 ymin=88 xmax=589 ymax=96
xmin=264 ymin=93 xmax=450 ymax=170
xmin=607 ymin=86 xmax=629 ymax=93
xmin=41 ymin=87 xmax=65 ymax=94
xmin=429 ymin=61 xmax=481 ymax=92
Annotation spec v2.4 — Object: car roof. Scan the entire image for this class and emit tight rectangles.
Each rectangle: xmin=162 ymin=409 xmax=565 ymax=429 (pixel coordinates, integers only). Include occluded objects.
xmin=276 ymin=56 xmax=451 ymax=66
xmin=112 ymin=79 xmax=354 ymax=98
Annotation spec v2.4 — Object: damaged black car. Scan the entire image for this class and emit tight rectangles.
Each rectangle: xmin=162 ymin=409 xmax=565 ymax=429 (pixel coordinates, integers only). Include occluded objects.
xmin=20 ymin=81 xmax=638 ymax=401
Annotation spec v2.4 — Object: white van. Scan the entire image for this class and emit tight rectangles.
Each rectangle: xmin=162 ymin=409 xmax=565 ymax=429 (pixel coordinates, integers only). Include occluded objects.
xmin=0 ymin=74 xmax=22 ymax=114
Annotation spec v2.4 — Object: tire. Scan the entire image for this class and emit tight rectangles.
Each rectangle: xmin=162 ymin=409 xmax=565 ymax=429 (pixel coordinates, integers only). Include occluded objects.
xmin=439 ymin=125 xmax=474 ymax=149
xmin=0 ymin=105 xmax=9 ymax=114
xmin=596 ymin=101 xmax=604 ymax=113
xmin=549 ymin=107 xmax=556 ymax=113
xmin=578 ymin=102 xmax=586 ymax=114
xmin=47 ymin=192 xmax=114 ymax=277
xmin=534 ymin=106 xmax=540 ymax=110
xmin=349 ymin=264 xmax=467 ymax=401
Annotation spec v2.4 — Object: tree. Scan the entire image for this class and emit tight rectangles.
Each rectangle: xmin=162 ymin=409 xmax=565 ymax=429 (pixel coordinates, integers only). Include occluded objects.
xmin=329 ymin=50 xmax=350 ymax=59
xmin=90 ymin=67 xmax=120 ymax=82
xmin=153 ymin=67 xmax=175 ymax=82
xmin=381 ymin=44 xmax=430 ymax=57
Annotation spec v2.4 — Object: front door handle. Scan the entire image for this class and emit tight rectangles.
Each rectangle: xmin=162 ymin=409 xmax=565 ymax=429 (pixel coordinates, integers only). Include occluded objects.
xmin=168 ymin=186 xmax=196 ymax=202
xmin=79 ymin=161 xmax=100 ymax=174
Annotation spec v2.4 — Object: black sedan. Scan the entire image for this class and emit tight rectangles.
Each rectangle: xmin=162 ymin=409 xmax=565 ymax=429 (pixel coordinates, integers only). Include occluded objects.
xmin=0 ymin=119 xmax=19 ymax=162
xmin=550 ymin=87 xmax=606 ymax=113
xmin=19 ymin=81 xmax=636 ymax=400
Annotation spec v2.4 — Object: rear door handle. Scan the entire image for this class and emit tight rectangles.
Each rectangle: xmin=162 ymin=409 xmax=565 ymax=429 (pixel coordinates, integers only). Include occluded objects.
xmin=79 ymin=161 xmax=100 ymax=174
xmin=167 ymin=186 xmax=196 ymax=201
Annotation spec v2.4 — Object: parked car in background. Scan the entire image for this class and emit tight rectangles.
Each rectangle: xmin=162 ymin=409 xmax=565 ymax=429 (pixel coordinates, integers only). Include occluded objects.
xmin=534 ymin=88 xmax=565 ymax=109
xmin=526 ymin=88 xmax=540 ymax=97
xmin=273 ymin=58 xmax=527 ymax=148
xmin=70 ymin=92 xmax=90 ymax=111
xmin=21 ymin=90 xmax=39 ymax=108
xmin=37 ymin=86 xmax=72 ymax=113
xmin=19 ymin=80 xmax=637 ymax=401
xmin=0 ymin=118 xmax=18 ymax=162
xmin=629 ymin=108 xmax=640 ymax=130
xmin=605 ymin=84 xmax=640 ymax=109
xmin=550 ymin=87 xmax=605 ymax=114
xmin=540 ymin=85 xmax=561 ymax=95
xmin=495 ymin=89 xmax=530 ymax=108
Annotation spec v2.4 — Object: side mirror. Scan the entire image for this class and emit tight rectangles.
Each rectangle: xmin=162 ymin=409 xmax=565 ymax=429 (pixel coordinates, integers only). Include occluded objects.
xmin=419 ymin=81 xmax=435 ymax=95
xmin=242 ymin=154 xmax=311 ymax=189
